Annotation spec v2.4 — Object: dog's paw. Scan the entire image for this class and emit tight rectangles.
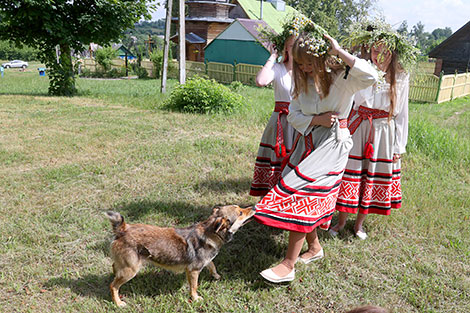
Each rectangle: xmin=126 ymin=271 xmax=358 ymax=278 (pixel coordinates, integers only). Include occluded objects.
xmin=191 ymin=295 xmax=203 ymax=302
xmin=116 ymin=301 xmax=127 ymax=307
xmin=212 ymin=273 xmax=221 ymax=280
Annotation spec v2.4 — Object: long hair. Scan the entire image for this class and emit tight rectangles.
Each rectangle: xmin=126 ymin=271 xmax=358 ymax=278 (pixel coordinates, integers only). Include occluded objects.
xmin=384 ymin=50 xmax=401 ymax=120
xmin=282 ymin=36 xmax=294 ymax=64
xmin=291 ymin=35 xmax=342 ymax=99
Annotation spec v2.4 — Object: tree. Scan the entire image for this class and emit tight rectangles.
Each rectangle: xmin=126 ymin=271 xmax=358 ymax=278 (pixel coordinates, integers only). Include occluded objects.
xmin=397 ymin=21 xmax=408 ymax=35
xmin=285 ymin=0 xmax=376 ymax=37
xmin=0 ymin=0 xmax=155 ymax=96
xmin=431 ymin=27 xmax=452 ymax=41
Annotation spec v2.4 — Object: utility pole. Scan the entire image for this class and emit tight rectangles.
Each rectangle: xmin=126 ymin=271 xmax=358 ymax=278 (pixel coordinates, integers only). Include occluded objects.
xmin=260 ymin=0 xmax=263 ymax=20
xmin=161 ymin=0 xmax=173 ymax=93
xmin=179 ymin=0 xmax=186 ymax=84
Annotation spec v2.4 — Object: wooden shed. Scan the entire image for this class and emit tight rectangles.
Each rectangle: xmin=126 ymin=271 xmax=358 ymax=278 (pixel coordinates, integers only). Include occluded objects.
xmin=204 ymin=18 xmax=271 ymax=65
xmin=428 ymin=21 xmax=470 ymax=75
xmin=170 ymin=32 xmax=206 ymax=62
xmin=112 ymin=44 xmax=136 ymax=60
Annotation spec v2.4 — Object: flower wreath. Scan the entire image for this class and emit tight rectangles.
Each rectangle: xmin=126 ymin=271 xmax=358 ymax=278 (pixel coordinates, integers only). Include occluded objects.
xmin=298 ymin=20 xmax=330 ymax=57
xmin=342 ymin=17 xmax=420 ymax=71
xmin=258 ymin=14 xmax=330 ymax=57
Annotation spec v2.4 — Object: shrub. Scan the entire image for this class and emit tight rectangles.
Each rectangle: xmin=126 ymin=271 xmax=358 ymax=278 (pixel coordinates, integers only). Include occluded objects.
xmin=229 ymin=81 xmax=244 ymax=91
xmin=131 ymin=63 xmax=149 ymax=79
xmin=150 ymin=50 xmax=178 ymax=79
xmin=105 ymin=67 xmax=126 ymax=78
xmin=150 ymin=50 xmax=163 ymax=78
xmin=164 ymin=75 xmax=244 ymax=114
xmin=95 ymin=46 xmax=118 ymax=71
xmin=0 ymin=40 xmax=39 ymax=61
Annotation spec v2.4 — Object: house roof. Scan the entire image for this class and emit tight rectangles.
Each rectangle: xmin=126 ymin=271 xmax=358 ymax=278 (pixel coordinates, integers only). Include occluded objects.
xmin=236 ymin=0 xmax=298 ymax=33
xmin=237 ymin=18 xmax=272 ymax=49
xmin=172 ymin=16 xmax=234 ymax=23
xmin=170 ymin=32 xmax=206 ymax=44
xmin=111 ymin=44 xmax=135 ymax=57
xmin=204 ymin=18 xmax=271 ymax=50
xmin=428 ymin=21 xmax=470 ymax=58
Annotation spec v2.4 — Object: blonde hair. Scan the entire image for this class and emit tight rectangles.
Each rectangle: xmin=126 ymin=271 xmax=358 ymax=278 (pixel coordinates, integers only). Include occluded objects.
xmin=291 ymin=35 xmax=343 ymax=99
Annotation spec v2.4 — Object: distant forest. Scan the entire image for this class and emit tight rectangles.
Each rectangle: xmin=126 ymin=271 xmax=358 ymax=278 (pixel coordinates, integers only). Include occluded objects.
xmin=127 ymin=20 xmax=166 ymax=37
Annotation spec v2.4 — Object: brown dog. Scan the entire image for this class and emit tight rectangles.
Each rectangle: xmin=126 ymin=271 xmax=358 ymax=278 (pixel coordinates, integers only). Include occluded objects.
xmin=105 ymin=205 xmax=255 ymax=307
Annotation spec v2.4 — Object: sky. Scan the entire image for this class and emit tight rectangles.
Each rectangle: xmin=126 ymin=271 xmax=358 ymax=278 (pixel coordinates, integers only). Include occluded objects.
xmin=150 ymin=0 xmax=470 ymax=34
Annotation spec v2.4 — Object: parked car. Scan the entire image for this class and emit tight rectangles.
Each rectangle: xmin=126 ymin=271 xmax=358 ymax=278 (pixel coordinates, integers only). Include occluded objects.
xmin=1 ymin=60 xmax=28 ymax=69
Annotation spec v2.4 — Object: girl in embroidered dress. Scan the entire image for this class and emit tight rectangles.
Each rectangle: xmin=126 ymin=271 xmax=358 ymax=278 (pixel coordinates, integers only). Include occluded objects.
xmin=330 ymin=23 xmax=415 ymax=240
xmin=249 ymin=35 xmax=297 ymax=197
xmin=254 ymin=28 xmax=378 ymax=283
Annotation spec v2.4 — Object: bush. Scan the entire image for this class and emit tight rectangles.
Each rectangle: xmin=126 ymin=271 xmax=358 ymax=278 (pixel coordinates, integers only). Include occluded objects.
xmin=164 ymin=75 xmax=244 ymax=114
xmin=105 ymin=67 xmax=126 ymax=78
xmin=95 ymin=46 xmax=118 ymax=71
xmin=149 ymin=50 xmax=178 ymax=79
xmin=131 ymin=63 xmax=149 ymax=79
xmin=150 ymin=50 xmax=163 ymax=78
xmin=229 ymin=81 xmax=245 ymax=91
xmin=0 ymin=40 xmax=39 ymax=61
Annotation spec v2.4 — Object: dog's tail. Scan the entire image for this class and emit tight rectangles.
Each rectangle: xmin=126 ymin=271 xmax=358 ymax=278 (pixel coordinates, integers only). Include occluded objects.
xmin=105 ymin=211 xmax=126 ymax=235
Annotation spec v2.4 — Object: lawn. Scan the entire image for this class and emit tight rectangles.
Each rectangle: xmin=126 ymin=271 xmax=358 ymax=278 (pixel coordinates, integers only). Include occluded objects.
xmin=0 ymin=69 xmax=469 ymax=313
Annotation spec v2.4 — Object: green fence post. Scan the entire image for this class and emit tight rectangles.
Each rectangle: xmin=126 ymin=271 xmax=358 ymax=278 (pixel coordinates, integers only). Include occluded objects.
xmin=233 ymin=61 xmax=237 ymax=83
xmin=435 ymin=71 xmax=444 ymax=103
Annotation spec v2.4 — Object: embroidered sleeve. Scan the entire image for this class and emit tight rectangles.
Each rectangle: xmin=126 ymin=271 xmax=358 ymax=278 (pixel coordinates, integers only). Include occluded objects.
xmin=393 ymin=74 xmax=410 ymax=154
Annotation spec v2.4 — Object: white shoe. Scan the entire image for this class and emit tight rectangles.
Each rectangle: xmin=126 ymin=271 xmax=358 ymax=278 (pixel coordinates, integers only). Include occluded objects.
xmin=297 ymin=248 xmax=324 ymax=264
xmin=260 ymin=268 xmax=295 ymax=283
xmin=328 ymin=229 xmax=339 ymax=237
xmin=355 ymin=229 xmax=368 ymax=240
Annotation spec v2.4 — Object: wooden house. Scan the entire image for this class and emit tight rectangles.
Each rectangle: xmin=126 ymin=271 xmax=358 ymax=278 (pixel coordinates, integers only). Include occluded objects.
xmin=170 ymin=32 xmax=206 ymax=61
xmin=172 ymin=0 xmax=297 ymax=62
xmin=112 ymin=44 xmax=136 ymax=60
xmin=171 ymin=0 xmax=235 ymax=61
xmin=428 ymin=21 xmax=470 ymax=75
xmin=204 ymin=18 xmax=271 ymax=65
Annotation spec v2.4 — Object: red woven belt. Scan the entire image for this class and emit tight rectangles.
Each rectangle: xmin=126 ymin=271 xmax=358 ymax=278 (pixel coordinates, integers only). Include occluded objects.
xmin=348 ymin=106 xmax=389 ymax=159
xmin=274 ymin=101 xmax=290 ymax=158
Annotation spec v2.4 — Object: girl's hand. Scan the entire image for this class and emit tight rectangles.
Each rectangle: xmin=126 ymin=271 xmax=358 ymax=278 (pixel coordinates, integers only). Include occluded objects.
xmin=268 ymin=43 xmax=279 ymax=58
xmin=393 ymin=154 xmax=401 ymax=163
xmin=324 ymin=34 xmax=341 ymax=56
xmin=324 ymin=34 xmax=356 ymax=68
xmin=311 ymin=111 xmax=338 ymax=128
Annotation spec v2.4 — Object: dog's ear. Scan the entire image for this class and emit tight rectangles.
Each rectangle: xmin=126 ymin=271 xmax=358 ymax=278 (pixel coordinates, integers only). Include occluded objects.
xmin=212 ymin=206 xmax=221 ymax=215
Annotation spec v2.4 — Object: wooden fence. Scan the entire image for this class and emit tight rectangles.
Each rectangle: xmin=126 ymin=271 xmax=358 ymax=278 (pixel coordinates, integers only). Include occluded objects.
xmin=409 ymin=73 xmax=440 ymax=103
xmin=81 ymin=58 xmax=172 ymax=79
xmin=82 ymin=58 xmax=470 ymax=103
xmin=82 ymin=59 xmax=261 ymax=86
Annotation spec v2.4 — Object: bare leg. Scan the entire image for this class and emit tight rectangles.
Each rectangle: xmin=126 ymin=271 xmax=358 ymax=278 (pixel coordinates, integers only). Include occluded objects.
xmin=270 ymin=231 xmax=306 ymax=277
xmin=299 ymin=228 xmax=322 ymax=260
xmin=330 ymin=212 xmax=348 ymax=232
xmin=354 ymin=213 xmax=367 ymax=233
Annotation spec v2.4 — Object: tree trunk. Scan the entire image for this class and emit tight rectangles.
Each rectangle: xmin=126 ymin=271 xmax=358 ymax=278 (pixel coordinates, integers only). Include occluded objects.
xmin=45 ymin=44 xmax=76 ymax=96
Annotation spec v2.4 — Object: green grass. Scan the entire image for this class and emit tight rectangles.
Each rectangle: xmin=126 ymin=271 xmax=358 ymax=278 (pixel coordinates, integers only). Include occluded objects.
xmin=0 ymin=69 xmax=469 ymax=312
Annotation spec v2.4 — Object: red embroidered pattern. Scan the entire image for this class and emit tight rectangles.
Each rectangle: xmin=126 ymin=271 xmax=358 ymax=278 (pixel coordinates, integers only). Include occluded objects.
xmin=255 ymin=182 xmax=340 ymax=232
xmin=336 ymin=174 xmax=402 ymax=215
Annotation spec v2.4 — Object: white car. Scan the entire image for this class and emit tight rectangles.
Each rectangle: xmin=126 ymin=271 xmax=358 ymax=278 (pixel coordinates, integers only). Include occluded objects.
xmin=2 ymin=60 xmax=28 ymax=69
